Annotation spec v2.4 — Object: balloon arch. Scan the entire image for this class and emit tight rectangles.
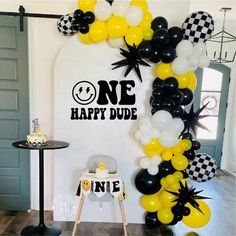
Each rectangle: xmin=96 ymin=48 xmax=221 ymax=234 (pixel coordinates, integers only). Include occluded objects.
xmin=57 ymin=0 xmax=217 ymax=229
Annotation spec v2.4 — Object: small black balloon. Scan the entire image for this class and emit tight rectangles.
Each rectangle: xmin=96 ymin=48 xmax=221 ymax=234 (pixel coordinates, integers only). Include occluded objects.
xmin=152 ymin=87 xmax=164 ymax=99
xmin=74 ymin=9 xmax=84 ymax=22
xmin=83 ymin=11 xmax=95 ymax=24
xmin=172 ymin=90 xmax=184 ymax=104
xmin=184 ymin=150 xmax=196 ymax=161
xmin=158 ymin=161 xmax=175 ymax=177
xmin=162 ymin=98 xmax=175 ymax=112
xmin=145 ymin=212 xmax=162 ymax=228
xmin=79 ymin=23 xmax=89 ymax=34
xmin=168 ymin=26 xmax=183 ymax=48
xmin=181 ymin=132 xmax=193 ymax=140
xmin=168 ymin=218 xmax=178 ymax=226
xmin=152 ymin=29 xmax=170 ymax=46
xmin=182 ymin=207 xmax=191 ymax=216
xmin=192 ymin=140 xmax=201 ymax=150
xmin=151 ymin=16 xmax=168 ymax=31
xmin=180 ymin=88 xmax=193 ymax=106
xmin=135 ymin=169 xmax=162 ymax=195
xmin=175 ymin=214 xmax=183 ymax=222
xmin=151 ymin=99 xmax=162 ymax=110
xmin=172 ymin=106 xmax=184 ymax=118
xmin=149 ymin=49 xmax=160 ymax=63
xmin=159 ymin=46 xmax=176 ymax=63
xmin=152 ymin=77 xmax=163 ymax=89
xmin=163 ymin=77 xmax=179 ymax=92
xmin=72 ymin=21 xmax=80 ymax=31
xmin=138 ymin=41 xmax=154 ymax=59
xmin=172 ymin=205 xmax=183 ymax=215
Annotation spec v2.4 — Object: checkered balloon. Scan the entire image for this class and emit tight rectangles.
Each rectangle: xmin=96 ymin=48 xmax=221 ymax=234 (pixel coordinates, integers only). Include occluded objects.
xmin=57 ymin=13 xmax=77 ymax=36
xmin=186 ymin=153 xmax=217 ymax=182
xmin=182 ymin=11 xmax=214 ymax=44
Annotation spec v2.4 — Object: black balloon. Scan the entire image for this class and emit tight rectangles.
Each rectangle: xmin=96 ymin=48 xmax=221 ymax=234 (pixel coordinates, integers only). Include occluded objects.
xmin=168 ymin=26 xmax=183 ymax=48
xmin=153 ymin=87 xmax=164 ymax=99
xmin=172 ymin=204 xmax=183 ymax=215
xmin=184 ymin=150 xmax=196 ymax=161
xmin=182 ymin=207 xmax=191 ymax=216
xmin=151 ymin=98 xmax=162 ymax=110
xmin=159 ymin=46 xmax=176 ymax=63
xmin=172 ymin=106 xmax=184 ymax=118
xmin=192 ymin=140 xmax=201 ymax=150
xmin=149 ymin=49 xmax=160 ymax=63
xmin=151 ymin=16 xmax=168 ymax=30
xmin=152 ymin=29 xmax=170 ymax=46
xmin=180 ymin=88 xmax=193 ymax=106
xmin=163 ymin=77 xmax=179 ymax=92
xmin=181 ymin=132 xmax=193 ymax=140
xmin=72 ymin=21 xmax=80 ymax=31
xmin=158 ymin=161 xmax=175 ymax=177
xmin=135 ymin=169 xmax=162 ymax=194
xmin=152 ymin=77 xmax=163 ymax=89
xmin=74 ymin=9 xmax=84 ymax=22
xmin=79 ymin=23 xmax=89 ymax=34
xmin=138 ymin=41 xmax=154 ymax=59
xmin=145 ymin=212 xmax=162 ymax=228
xmin=162 ymin=98 xmax=175 ymax=111
xmin=172 ymin=90 xmax=184 ymax=104
xmin=83 ymin=11 xmax=95 ymax=24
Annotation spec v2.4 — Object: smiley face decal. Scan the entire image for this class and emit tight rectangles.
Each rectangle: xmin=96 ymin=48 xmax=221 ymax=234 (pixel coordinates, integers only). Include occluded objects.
xmin=72 ymin=81 xmax=97 ymax=105
xmin=82 ymin=179 xmax=90 ymax=191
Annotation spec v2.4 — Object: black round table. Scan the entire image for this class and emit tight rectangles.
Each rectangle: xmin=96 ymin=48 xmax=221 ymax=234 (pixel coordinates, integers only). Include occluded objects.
xmin=12 ymin=140 xmax=69 ymax=236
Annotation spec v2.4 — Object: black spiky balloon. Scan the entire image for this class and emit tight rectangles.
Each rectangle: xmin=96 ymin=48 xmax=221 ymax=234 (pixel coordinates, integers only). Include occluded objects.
xmin=106 ymin=0 xmax=114 ymax=5
xmin=181 ymin=103 xmax=209 ymax=136
xmin=112 ymin=41 xmax=150 ymax=82
xmin=166 ymin=181 xmax=211 ymax=214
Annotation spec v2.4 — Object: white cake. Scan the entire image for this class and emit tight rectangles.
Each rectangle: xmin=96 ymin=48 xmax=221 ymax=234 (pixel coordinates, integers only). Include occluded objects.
xmin=27 ymin=133 xmax=48 ymax=145
xmin=94 ymin=163 xmax=109 ymax=178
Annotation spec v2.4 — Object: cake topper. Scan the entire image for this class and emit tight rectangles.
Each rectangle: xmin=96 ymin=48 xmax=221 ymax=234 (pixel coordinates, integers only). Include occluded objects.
xmin=32 ymin=118 xmax=41 ymax=134
xmin=99 ymin=163 xmax=105 ymax=170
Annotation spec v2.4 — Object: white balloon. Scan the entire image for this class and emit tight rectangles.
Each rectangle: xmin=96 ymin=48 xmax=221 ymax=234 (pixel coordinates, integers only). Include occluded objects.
xmin=176 ymin=40 xmax=193 ymax=58
xmin=188 ymin=54 xmax=200 ymax=67
xmin=151 ymin=110 xmax=173 ymax=131
xmin=139 ymin=123 xmax=151 ymax=132
xmin=147 ymin=165 xmax=159 ymax=175
xmin=140 ymin=157 xmax=150 ymax=169
xmin=149 ymin=128 xmax=160 ymax=138
xmin=169 ymin=118 xmax=184 ymax=134
xmin=150 ymin=155 xmax=162 ymax=165
xmin=112 ymin=0 xmax=129 ymax=16
xmin=134 ymin=130 xmax=142 ymax=140
xmin=193 ymin=42 xmax=206 ymax=56
xmin=159 ymin=130 xmax=179 ymax=148
xmin=94 ymin=1 xmax=112 ymax=21
xmin=138 ymin=115 xmax=151 ymax=127
xmin=108 ymin=38 xmax=124 ymax=48
xmin=124 ymin=6 xmax=143 ymax=26
xmin=140 ymin=135 xmax=151 ymax=145
xmin=198 ymin=55 xmax=210 ymax=68
xmin=172 ymin=57 xmax=190 ymax=75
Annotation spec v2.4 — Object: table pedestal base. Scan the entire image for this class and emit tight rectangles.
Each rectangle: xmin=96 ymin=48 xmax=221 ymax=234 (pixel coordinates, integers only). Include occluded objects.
xmin=21 ymin=224 xmax=62 ymax=236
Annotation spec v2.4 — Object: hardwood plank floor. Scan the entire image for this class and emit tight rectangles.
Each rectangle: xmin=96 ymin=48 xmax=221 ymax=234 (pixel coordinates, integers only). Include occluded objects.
xmin=0 ymin=171 xmax=235 ymax=236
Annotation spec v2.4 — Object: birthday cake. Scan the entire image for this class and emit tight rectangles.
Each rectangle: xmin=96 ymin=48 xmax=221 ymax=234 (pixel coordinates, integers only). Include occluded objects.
xmin=94 ymin=163 xmax=109 ymax=179
xmin=27 ymin=119 xmax=48 ymax=145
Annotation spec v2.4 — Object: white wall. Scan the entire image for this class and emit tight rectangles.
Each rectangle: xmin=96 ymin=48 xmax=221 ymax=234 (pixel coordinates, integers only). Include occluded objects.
xmin=0 ymin=0 xmax=235 ymax=220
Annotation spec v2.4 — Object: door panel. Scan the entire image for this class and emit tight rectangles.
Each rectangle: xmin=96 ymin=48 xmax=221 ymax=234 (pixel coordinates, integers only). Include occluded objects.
xmin=194 ymin=63 xmax=230 ymax=166
xmin=0 ymin=16 xmax=30 ymax=210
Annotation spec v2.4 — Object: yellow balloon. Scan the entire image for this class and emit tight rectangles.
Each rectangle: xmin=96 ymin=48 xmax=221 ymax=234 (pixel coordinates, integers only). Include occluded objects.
xmin=77 ymin=32 xmax=92 ymax=44
xmin=107 ymin=16 xmax=128 ymax=38
xmin=144 ymin=138 xmax=165 ymax=157
xmin=176 ymin=71 xmax=192 ymax=89
xmin=125 ymin=27 xmax=143 ymax=46
xmin=187 ymin=72 xmax=197 ymax=92
xmin=141 ymin=194 xmax=162 ymax=212
xmin=172 ymin=143 xmax=184 ymax=155
xmin=171 ymin=154 xmax=188 ymax=171
xmin=165 ymin=174 xmax=177 ymax=186
xmin=162 ymin=150 xmax=173 ymax=161
xmin=78 ymin=0 xmax=96 ymax=12
xmin=139 ymin=12 xmax=152 ymax=31
xmin=130 ymin=0 xmax=148 ymax=13
xmin=143 ymin=28 xmax=154 ymax=40
xmin=155 ymin=63 xmax=173 ymax=80
xmin=89 ymin=21 xmax=108 ymax=43
xmin=157 ymin=206 xmax=174 ymax=224
xmin=173 ymin=171 xmax=183 ymax=181
xmin=168 ymin=181 xmax=180 ymax=191
xmin=183 ymin=139 xmax=192 ymax=151
xmin=159 ymin=190 xmax=177 ymax=207
xmin=160 ymin=178 xmax=168 ymax=188
xmin=182 ymin=200 xmax=211 ymax=228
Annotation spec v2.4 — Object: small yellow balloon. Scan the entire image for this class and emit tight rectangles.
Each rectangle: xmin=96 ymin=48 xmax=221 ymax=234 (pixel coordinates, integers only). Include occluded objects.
xmin=165 ymin=174 xmax=177 ymax=186
xmin=162 ymin=150 xmax=173 ymax=161
xmin=187 ymin=72 xmax=197 ymax=92
xmin=144 ymin=138 xmax=165 ymax=157
xmin=89 ymin=21 xmax=108 ymax=43
xmin=78 ymin=0 xmax=96 ymax=12
xmin=155 ymin=63 xmax=173 ymax=80
xmin=176 ymin=71 xmax=192 ymax=89
xmin=171 ymin=154 xmax=188 ymax=171
xmin=159 ymin=190 xmax=177 ymax=207
xmin=107 ymin=16 xmax=128 ymax=38
xmin=139 ymin=12 xmax=152 ymax=31
xmin=173 ymin=171 xmax=183 ymax=181
xmin=168 ymin=181 xmax=180 ymax=191
xmin=172 ymin=143 xmax=184 ymax=155
xmin=77 ymin=32 xmax=92 ymax=44
xmin=160 ymin=178 xmax=168 ymax=188
xmin=183 ymin=139 xmax=192 ymax=151
xmin=143 ymin=28 xmax=154 ymax=40
xmin=125 ymin=27 xmax=143 ymax=46
xmin=130 ymin=0 xmax=148 ymax=13
xmin=141 ymin=193 xmax=162 ymax=212
xmin=182 ymin=200 xmax=211 ymax=228
xmin=157 ymin=206 xmax=174 ymax=224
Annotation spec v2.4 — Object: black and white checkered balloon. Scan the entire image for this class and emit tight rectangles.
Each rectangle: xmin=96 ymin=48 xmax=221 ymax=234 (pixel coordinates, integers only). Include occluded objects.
xmin=57 ymin=13 xmax=77 ymax=36
xmin=182 ymin=11 xmax=214 ymax=44
xmin=186 ymin=153 xmax=217 ymax=182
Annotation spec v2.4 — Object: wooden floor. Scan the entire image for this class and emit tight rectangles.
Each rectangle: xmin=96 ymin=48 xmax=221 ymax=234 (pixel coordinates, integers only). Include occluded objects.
xmin=0 ymin=171 xmax=235 ymax=236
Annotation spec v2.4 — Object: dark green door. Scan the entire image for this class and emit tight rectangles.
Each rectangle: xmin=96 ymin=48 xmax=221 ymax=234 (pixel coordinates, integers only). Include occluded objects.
xmin=194 ymin=63 xmax=230 ymax=166
xmin=0 ymin=16 xmax=30 ymax=210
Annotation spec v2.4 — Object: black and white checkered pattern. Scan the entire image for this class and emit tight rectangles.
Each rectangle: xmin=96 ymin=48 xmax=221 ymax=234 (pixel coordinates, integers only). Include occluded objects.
xmin=57 ymin=13 xmax=76 ymax=36
xmin=186 ymin=153 xmax=217 ymax=182
xmin=182 ymin=11 xmax=214 ymax=44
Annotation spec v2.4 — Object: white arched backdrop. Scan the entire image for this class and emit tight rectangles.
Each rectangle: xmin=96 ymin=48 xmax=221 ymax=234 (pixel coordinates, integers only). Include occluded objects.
xmin=53 ymin=36 xmax=154 ymax=223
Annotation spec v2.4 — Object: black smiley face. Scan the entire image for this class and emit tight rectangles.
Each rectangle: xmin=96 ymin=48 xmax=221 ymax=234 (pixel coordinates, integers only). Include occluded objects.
xmin=72 ymin=81 xmax=97 ymax=105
